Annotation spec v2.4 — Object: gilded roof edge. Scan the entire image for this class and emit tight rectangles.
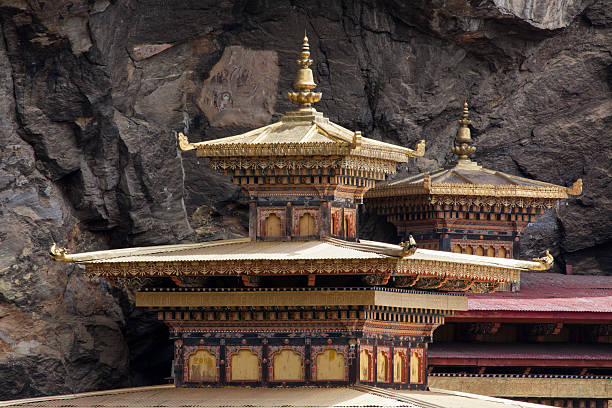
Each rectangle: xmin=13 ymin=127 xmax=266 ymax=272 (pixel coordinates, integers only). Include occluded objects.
xmin=365 ymin=179 xmax=582 ymax=200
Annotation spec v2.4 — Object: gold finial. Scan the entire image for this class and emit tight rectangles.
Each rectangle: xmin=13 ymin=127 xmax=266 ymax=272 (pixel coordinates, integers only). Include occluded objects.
xmin=451 ymin=102 xmax=476 ymax=161
xmin=288 ymin=34 xmax=322 ymax=108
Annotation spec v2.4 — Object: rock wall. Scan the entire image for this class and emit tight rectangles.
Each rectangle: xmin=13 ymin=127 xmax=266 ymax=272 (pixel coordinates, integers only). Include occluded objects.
xmin=0 ymin=0 xmax=610 ymax=399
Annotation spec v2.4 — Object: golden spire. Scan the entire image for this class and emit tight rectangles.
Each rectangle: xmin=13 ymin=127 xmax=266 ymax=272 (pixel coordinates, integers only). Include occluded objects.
xmin=451 ymin=102 xmax=476 ymax=161
xmin=288 ymin=34 xmax=322 ymax=108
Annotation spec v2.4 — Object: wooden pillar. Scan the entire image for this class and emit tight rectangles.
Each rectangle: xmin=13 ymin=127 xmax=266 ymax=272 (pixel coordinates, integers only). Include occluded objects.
xmin=173 ymin=338 xmax=184 ymax=386
xmin=305 ymin=339 xmax=312 ymax=383
xmin=320 ymin=202 xmax=329 ymax=238
xmin=220 ymin=342 xmax=227 ymax=385
xmin=249 ymin=201 xmax=257 ymax=240
xmin=262 ymin=341 xmax=269 ymax=386
xmin=286 ymin=202 xmax=292 ymax=240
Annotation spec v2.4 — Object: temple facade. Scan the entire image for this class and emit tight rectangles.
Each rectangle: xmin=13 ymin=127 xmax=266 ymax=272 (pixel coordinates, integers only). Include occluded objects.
xmin=50 ymin=35 xmax=550 ymax=391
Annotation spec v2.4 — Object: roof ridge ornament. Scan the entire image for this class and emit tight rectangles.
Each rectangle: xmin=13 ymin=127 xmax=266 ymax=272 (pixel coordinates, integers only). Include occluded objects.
xmin=50 ymin=243 xmax=72 ymax=262
xmin=566 ymin=178 xmax=583 ymax=196
xmin=177 ymin=132 xmax=195 ymax=152
xmin=530 ymin=250 xmax=554 ymax=271
xmin=287 ymin=34 xmax=322 ymax=109
xmin=451 ymin=102 xmax=476 ymax=162
xmin=399 ymin=235 xmax=418 ymax=257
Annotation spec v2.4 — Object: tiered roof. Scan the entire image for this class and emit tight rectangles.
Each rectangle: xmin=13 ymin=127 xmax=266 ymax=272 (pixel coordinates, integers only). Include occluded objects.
xmin=50 ymin=238 xmax=547 ymax=292
xmin=48 ymin=36 xmax=554 ymax=294
xmin=365 ymin=103 xmax=582 ymax=205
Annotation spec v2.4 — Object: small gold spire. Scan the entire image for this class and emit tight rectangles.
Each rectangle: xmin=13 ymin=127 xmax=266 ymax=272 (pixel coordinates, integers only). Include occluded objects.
xmin=288 ymin=34 xmax=322 ymax=108
xmin=451 ymin=102 xmax=476 ymax=161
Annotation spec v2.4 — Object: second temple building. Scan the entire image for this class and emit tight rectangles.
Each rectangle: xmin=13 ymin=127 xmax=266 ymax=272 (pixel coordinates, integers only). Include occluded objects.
xmin=50 ymin=35 xmax=585 ymax=392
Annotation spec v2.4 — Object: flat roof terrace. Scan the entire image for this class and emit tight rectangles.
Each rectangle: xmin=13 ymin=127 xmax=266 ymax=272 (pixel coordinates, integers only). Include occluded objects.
xmin=0 ymin=384 xmax=555 ymax=408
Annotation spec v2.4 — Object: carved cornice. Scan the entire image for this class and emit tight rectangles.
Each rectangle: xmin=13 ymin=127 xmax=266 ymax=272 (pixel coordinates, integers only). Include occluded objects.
xmin=396 ymin=259 xmax=520 ymax=284
xmin=196 ymin=142 xmax=416 ymax=165
xmin=209 ymin=156 xmax=398 ymax=174
xmin=83 ymin=255 xmax=520 ymax=288
xmin=366 ymin=182 xmax=576 ymax=202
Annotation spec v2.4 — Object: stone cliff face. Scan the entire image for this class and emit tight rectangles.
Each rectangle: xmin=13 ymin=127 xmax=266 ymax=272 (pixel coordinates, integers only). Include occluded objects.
xmin=0 ymin=0 xmax=610 ymax=399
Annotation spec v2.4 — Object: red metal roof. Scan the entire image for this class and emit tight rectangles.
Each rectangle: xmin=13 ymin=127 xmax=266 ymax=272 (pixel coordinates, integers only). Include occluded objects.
xmin=464 ymin=272 xmax=612 ymax=313
xmin=429 ymin=343 xmax=612 ymax=366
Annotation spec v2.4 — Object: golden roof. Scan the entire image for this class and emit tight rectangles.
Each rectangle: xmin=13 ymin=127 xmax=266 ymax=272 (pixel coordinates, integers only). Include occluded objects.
xmin=366 ymin=103 xmax=582 ymax=201
xmin=50 ymin=237 xmax=549 ymax=286
xmin=178 ymin=35 xmax=424 ymax=166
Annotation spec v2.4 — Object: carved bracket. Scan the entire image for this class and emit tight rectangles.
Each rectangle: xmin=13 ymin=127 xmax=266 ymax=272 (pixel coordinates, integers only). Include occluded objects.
xmin=361 ymin=273 xmax=391 ymax=286
xmin=394 ymin=275 xmax=419 ymax=288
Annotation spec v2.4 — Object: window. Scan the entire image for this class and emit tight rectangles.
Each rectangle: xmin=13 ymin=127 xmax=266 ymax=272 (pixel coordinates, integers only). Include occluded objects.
xmin=376 ymin=350 xmax=389 ymax=382
xmin=272 ymin=349 xmax=302 ymax=381
xmin=188 ymin=349 xmax=217 ymax=382
xmin=315 ymin=349 xmax=346 ymax=381
xmin=264 ymin=214 xmax=282 ymax=237
xmin=230 ymin=349 xmax=260 ymax=381
xmin=359 ymin=349 xmax=372 ymax=381
xmin=393 ymin=351 xmax=405 ymax=383
xmin=298 ymin=213 xmax=316 ymax=236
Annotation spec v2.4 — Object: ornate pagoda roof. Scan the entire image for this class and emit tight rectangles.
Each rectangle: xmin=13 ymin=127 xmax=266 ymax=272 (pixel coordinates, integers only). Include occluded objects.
xmin=178 ymin=35 xmax=424 ymax=169
xmin=365 ymin=103 xmax=582 ymax=202
xmin=50 ymin=237 xmax=550 ymax=292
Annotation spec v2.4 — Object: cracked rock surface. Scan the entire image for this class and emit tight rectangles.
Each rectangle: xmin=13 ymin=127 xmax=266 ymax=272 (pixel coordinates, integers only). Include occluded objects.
xmin=0 ymin=0 xmax=610 ymax=399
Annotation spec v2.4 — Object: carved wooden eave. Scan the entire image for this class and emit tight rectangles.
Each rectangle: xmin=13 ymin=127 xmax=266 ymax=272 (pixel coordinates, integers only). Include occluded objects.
xmin=365 ymin=161 xmax=582 ymax=206
xmin=50 ymin=238 xmax=547 ymax=293
xmin=177 ymin=108 xmax=424 ymax=175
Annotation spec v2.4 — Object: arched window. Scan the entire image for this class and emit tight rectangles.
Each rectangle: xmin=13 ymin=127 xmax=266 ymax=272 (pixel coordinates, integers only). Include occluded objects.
xmin=393 ymin=351 xmax=405 ymax=383
xmin=343 ymin=216 xmax=349 ymax=237
xmin=376 ymin=350 xmax=389 ymax=382
xmin=498 ymin=247 xmax=507 ymax=258
xmin=315 ymin=349 xmax=346 ymax=381
xmin=264 ymin=214 xmax=282 ymax=237
xmin=299 ymin=213 xmax=315 ymax=236
xmin=344 ymin=214 xmax=354 ymax=238
xmin=487 ymin=247 xmax=495 ymax=257
xmin=476 ymin=246 xmax=484 ymax=256
xmin=410 ymin=350 xmax=422 ymax=384
xmin=453 ymin=245 xmax=462 ymax=253
xmin=465 ymin=246 xmax=474 ymax=255
xmin=331 ymin=213 xmax=339 ymax=235
xmin=272 ymin=349 xmax=303 ymax=381
xmin=230 ymin=349 xmax=260 ymax=381
xmin=188 ymin=349 xmax=217 ymax=382
xmin=359 ymin=349 xmax=372 ymax=381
